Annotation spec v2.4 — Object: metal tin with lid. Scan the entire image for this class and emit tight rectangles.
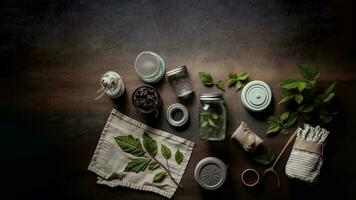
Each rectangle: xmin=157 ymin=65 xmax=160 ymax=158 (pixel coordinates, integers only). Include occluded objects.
xmin=241 ymin=80 xmax=272 ymax=112
xmin=166 ymin=65 xmax=194 ymax=98
xmin=194 ymin=157 xmax=227 ymax=190
xmin=166 ymin=103 xmax=189 ymax=128
xmin=134 ymin=51 xmax=166 ymax=83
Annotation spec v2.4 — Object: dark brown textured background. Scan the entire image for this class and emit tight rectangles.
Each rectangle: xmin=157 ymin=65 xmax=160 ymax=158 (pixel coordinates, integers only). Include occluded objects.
xmin=0 ymin=0 xmax=355 ymax=199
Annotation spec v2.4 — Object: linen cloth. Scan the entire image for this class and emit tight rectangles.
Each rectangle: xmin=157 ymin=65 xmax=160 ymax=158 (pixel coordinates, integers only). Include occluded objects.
xmin=285 ymin=124 xmax=329 ymax=183
xmin=88 ymin=109 xmax=194 ymax=198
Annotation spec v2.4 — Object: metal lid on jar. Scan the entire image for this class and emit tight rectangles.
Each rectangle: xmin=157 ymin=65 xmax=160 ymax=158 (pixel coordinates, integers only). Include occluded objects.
xmin=241 ymin=80 xmax=272 ymax=112
xmin=166 ymin=65 xmax=187 ymax=77
xmin=194 ymin=157 xmax=227 ymax=190
xmin=200 ymin=93 xmax=224 ymax=101
xmin=134 ymin=51 xmax=165 ymax=83
xmin=166 ymin=103 xmax=189 ymax=127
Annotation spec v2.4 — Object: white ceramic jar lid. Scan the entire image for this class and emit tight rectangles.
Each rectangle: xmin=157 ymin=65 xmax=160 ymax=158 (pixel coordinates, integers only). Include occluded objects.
xmin=241 ymin=80 xmax=272 ymax=112
xmin=194 ymin=157 xmax=227 ymax=190
xmin=134 ymin=51 xmax=165 ymax=83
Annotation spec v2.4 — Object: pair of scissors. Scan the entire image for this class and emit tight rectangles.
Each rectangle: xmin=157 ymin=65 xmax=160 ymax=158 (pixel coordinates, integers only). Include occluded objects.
xmin=262 ymin=128 xmax=299 ymax=188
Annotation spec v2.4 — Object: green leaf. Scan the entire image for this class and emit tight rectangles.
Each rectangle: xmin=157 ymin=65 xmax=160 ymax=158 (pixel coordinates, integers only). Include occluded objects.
xmin=323 ymin=92 xmax=335 ymax=104
xmin=215 ymin=80 xmax=225 ymax=91
xmin=148 ymin=161 xmax=160 ymax=170
xmin=227 ymin=78 xmax=237 ymax=87
xmin=280 ymin=112 xmax=289 ymax=123
xmin=229 ymin=72 xmax=238 ymax=80
xmin=201 ymin=120 xmax=208 ymax=127
xmin=267 ymin=116 xmax=279 ymax=126
xmin=250 ymin=151 xmax=275 ymax=165
xmin=305 ymin=80 xmax=316 ymax=89
xmin=296 ymin=81 xmax=307 ymax=93
xmin=161 ymin=144 xmax=172 ymax=159
xmin=124 ymin=157 xmax=151 ymax=173
xmin=115 ymin=135 xmax=145 ymax=156
xmin=175 ymin=150 xmax=184 ymax=165
xmin=235 ymin=81 xmax=243 ymax=91
xmin=153 ymin=171 xmax=168 ymax=182
xmin=324 ymin=82 xmax=337 ymax=95
xmin=301 ymin=105 xmax=314 ymax=113
xmin=294 ymin=94 xmax=303 ymax=104
xmin=143 ymin=133 xmax=158 ymax=157
xmin=208 ymin=118 xmax=218 ymax=127
xmin=237 ymin=72 xmax=250 ymax=80
xmin=283 ymin=112 xmax=298 ymax=128
xmin=279 ymin=95 xmax=294 ymax=104
xmin=198 ymin=72 xmax=214 ymax=86
xmin=212 ymin=113 xmax=219 ymax=119
xmin=227 ymin=73 xmax=237 ymax=87
xmin=298 ymin=64 xmax=319 ymax=80
xmin=280 ymin=79 xmax=307 ymax=92
xmin=319 ymin=110 xmax=333 ymax=123
xmin=280 ymin=79 xmax=299 ymax=89
xmin=267 ymin=124 xmax=280 ymax=135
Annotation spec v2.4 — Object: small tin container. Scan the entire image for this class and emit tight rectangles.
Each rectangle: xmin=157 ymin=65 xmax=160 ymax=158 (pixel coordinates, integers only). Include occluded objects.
xmin=241 ymin=80 xmax=272 ymax=112
xmin=134 ymin=51 xmax=166 ymax=83
xmin=194 ymin=157 xmax=227 ymax=190
xmin=132 ymin=85 xmax=162 ymax=117
xmin=166 ymin=65 xmax=194 ymax=98
xmin=101 ymin=71 xmax=125 ymax=98
xmin=166 ymin=103 xmax=189 ymax=128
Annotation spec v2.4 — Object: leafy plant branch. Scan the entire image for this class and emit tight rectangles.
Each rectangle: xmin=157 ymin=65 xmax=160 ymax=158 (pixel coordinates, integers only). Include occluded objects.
xmin=198 ymin=71 xmax=250 ymax=91
xmin=266 ymin=64 xmax=337 ymax=135
xmin=115 ymin=133 xmax=185 ymax=189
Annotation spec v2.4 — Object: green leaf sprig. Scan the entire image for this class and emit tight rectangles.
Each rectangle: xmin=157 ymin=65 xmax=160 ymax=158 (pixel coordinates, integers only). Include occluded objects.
xmin=227 ymin=72 xmax=250 ymax=91
xmin=198 ymin=71 xmax=225 ymax=91
xmin=198 ymin=71 xmax=250 ymax=92
xmin=115 ymin=133 xmax=185 ymax=188
xmin=266 ymin=64 xmax=337 ymax=135
xmin=200 ymin=109 xmax=225 ymax=134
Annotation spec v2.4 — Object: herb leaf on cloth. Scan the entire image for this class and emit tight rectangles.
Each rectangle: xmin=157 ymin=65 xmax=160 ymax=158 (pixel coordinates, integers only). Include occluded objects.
xmin=115 ymin=135 xmax=145 ymax=156
xmin=153 ymin=171 xmax=168 ymax=182
xmin=143 ymin=132 xmax=158 ymax=157
xmin=175 ymin=150 xmax=184 ymax=165
xmin=124 ymin=157 xmax=151 ymax=173
xmin=161 ymin=144 xmax=172 ymax=159
xmin=148 ymin=161 xmax=160 ymax=170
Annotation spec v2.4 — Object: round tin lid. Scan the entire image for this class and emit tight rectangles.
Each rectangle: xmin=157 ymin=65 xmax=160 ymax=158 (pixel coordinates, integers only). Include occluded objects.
xmin=241 ymin=80 xmax=272 ymax=112
xmin=194 ymin=157 xmax=227 ymax=190
xmin=166 ymin=103 xmax=189 ymax=127
xmin=200 ymin=93 xmax=224 ymax=101
xmin=166 ymin=65 xmax=187 ymax=77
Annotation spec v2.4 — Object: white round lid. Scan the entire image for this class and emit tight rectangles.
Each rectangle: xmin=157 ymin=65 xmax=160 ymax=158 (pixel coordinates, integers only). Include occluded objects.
xmin=241 ymin=80 xmax=272 ymax=112
xmin=194 ymin=157 xmax=227 ymax=190
xmin=135 ymin=51 xmax=160 ymax=78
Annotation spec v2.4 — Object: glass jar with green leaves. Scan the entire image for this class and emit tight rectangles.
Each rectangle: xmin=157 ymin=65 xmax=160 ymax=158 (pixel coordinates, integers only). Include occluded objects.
xmin=199 ymin=93 xmax=226 ymax=141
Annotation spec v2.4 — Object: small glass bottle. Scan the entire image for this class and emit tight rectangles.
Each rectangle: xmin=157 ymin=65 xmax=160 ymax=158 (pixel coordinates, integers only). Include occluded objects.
xmin=199 ymin=93 xmax=226 ymax=141
xmin=166 ymin=65 xmax=194 ymax=98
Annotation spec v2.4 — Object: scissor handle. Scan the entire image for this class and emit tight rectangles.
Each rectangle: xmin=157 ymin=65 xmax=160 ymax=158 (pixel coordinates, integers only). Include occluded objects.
xmin=262 ymin=168 xmax=280 ymax=188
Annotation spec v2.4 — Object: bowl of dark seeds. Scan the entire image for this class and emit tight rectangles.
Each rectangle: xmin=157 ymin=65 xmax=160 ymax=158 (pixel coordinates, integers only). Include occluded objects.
xmin=132 ymin=85 xmax=162 ymax=117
